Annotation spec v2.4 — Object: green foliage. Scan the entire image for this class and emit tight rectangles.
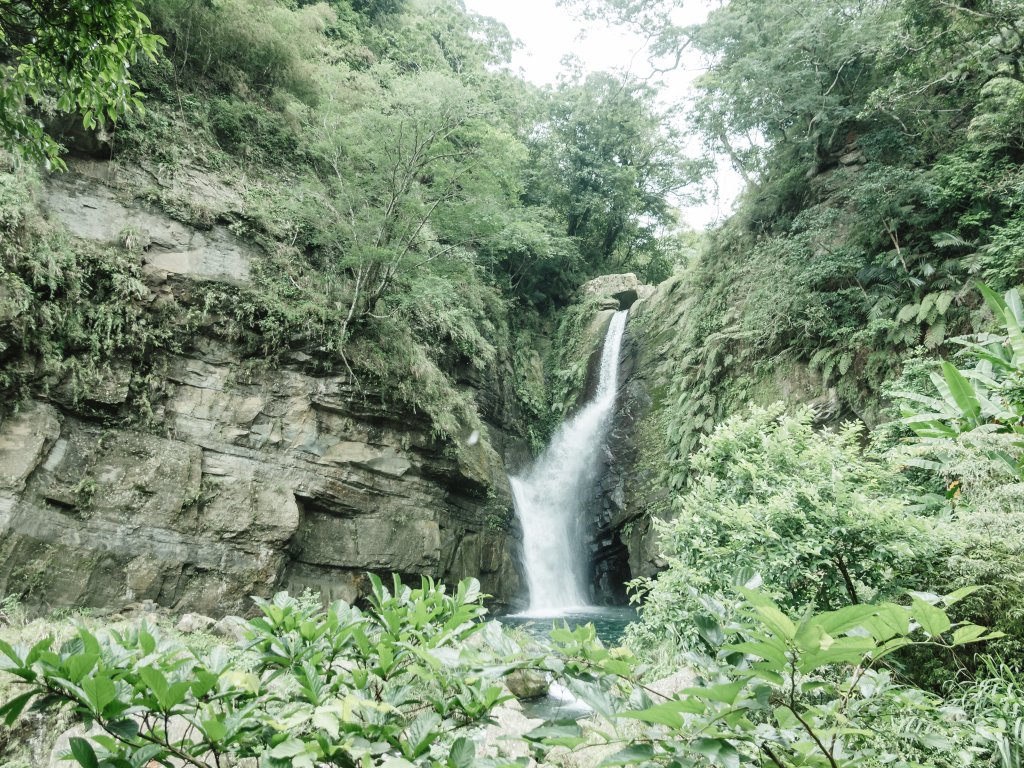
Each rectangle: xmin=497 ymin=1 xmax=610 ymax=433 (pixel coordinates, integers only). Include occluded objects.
xmin=1 ymin=0 xmax=693 ymax=452
xmin=957 ymin=659 xmax=1024 ymax=768
xmin=0 ymin=167 xmax=182 ymax=413
xmin=0 ymin=574 xmax=1013 ymax=768
xmin=144 ymin=0 xmax=328 ymax=103
xmin=570 ymin=0 xmax=1024 ymax=492
xmin=0 ymin=0 xmax=163 ymax=167
xmin=525 ymin=72 xmax=696 ymax=288
xmin=0 ymin=576 xmax=527 ymax=767
xmin=887 ymin=285 xmax=1024 ymax=655
xmin=627 ymin=405 xmax=940 ymax=654
xmin=527 ymin=585 xmax=997 ymax=768
xmin=895 ymin=284 xmax=1024 ymax=479
xmin=545 ymin=296 xmax=605 ymax=418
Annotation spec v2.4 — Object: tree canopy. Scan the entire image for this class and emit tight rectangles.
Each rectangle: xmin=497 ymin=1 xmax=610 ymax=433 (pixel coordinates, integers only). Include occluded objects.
xmin=0 ymin=0 xmax=163 ymax=167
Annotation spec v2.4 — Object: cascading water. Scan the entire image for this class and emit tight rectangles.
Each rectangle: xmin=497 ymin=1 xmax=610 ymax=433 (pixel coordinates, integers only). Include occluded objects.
xmin=510 ymin=310 xmax=629 ymax=616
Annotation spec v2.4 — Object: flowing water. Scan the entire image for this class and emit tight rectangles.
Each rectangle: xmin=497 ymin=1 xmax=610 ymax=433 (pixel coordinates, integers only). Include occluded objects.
xmin=509 ymin=310 xmax=630 ymax=615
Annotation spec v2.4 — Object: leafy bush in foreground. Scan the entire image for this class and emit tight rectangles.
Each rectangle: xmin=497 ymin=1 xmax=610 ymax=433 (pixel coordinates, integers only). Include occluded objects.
xmin=892 ymin=284 xmax=1024 ymax=656
xmin=527 ymin=586 xmax=998 ymax=768
xmin=0 ymin=575 xmax=1010 ymax=768
xmin=0 ymin=576 xmax=531 ymax=768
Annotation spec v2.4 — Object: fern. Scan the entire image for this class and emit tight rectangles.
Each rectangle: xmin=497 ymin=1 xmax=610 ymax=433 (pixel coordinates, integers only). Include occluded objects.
xmin=897 ymin=304 xmax=920 ymax=323
xmin=924 ymin=319 xmax=947 ymax=349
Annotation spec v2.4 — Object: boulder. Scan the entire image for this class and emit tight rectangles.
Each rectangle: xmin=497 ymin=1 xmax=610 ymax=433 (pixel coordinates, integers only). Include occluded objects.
xmin=175 ymin=612 xmax=217 ymax=634
xmin=505 ymin=668 xmax=550 ymax=700
xmin=645 ymin=669 xmax=697 ymax=698
xmin=580 ymin=273 xmax=647 ymax=310
xmin=212 ymin=615 xmax=251 ymax=644
xmin=479 ymin=698 xmax=543 ymax=760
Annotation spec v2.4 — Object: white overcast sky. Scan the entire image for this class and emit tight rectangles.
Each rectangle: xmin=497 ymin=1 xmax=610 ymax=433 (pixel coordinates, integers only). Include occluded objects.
xmin=461 ymin=0 xmax=743 ymax=228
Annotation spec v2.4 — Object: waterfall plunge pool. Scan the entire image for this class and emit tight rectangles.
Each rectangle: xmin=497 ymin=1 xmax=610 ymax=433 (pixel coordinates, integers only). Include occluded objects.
xmin=498 ymin=606 xmax=638 ymax=720
xmin=499 ymin=605 xmax=638 ymax=645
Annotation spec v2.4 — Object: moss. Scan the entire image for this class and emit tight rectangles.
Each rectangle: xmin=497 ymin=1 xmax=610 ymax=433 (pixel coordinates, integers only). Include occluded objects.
xmin=545 ymin=295 xmax=604 ymax=419
xmin=0 ymin=165 xmax=189 ymax=420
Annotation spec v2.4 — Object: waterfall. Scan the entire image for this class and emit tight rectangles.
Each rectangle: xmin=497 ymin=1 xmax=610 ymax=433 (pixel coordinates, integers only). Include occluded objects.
xmin=510 ymin=310 xmax=629 ymax=616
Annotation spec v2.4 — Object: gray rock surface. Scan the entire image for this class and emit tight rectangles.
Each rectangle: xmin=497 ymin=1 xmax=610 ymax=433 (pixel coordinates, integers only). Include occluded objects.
xmin=579 ymin=273 xmax=651 ymax=310
xmin=175 ymin=612 xmax=217 ymax=634
xmin=0 ymin=162 xmax=526 ymax=616
xmin=505 ymin=668 xmax=550 ymax=700
xmin=479 ymin=698 xmax=543 ymax=761
xmin=42 ymin=173 xmax=253 ymax=285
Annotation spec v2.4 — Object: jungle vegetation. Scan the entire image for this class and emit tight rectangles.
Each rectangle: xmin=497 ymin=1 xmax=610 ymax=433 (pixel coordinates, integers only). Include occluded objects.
xmin=1 ymin=0 xmax=1024 ymax=766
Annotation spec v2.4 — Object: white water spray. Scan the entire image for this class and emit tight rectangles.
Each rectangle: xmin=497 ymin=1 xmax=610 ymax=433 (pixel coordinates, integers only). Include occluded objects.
xmin=510 ymin=310 xmax=629 ymax=616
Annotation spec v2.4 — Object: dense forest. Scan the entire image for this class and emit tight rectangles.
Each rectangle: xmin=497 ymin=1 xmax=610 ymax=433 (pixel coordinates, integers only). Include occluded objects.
xmin=1 ymin=0 xmax=1023 ymax=767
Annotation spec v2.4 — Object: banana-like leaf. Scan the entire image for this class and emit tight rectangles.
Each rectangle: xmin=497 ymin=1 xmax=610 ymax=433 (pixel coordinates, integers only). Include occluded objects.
xmin=1003 ymin=308 xmax=1024 ymax=362
xmin=1006 ymin=287 xmax=1023 ymax=325
xmin=941 ymin=362 xmax=981 ymax=423
xmin=978 ymin=282 xmax=1008 ymax=317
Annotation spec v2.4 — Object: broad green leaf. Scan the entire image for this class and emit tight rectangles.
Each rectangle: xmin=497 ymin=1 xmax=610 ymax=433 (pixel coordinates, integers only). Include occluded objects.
xmin=618 ymin=698 xmax=706 ymax=727
xmin=682 ymin=681 xmax=744 ymax=705
xmin=943 ymin=585 xmax=982 ymax=606
xmin=690 ymin=738 xmax=740 ymax=768
xmin=523 ymin=719 xmax=582 ymax=743
xmin=69 ymin=737 xmax=99 ymax=768
xmin=81 ymin=675 xmax=116 ymax=714
xmin=0 ymin=691 xmax=35 ymax=726
xmin=737 ymin=588 xmax=796 ymax=639
xmin=978 ymin=282 xmax=1009 ymax=317
xmin=910 ymin=597 xmax=952 ymax=637
xmin=952 ymin=624 xmax=988 ymax=645
xmin=599 ymin=744 xmax=655 ymax=766
xmin=448 ymin=738 xmax=476 ymax=768
xmin=64 ymin=653 xmax=99 ymax=683
xmin=941 ymin=362 xmax=981 ymax=422
xmin=811 ymin=604 xmax=882 ymax=637
xmin=726 ymin=640 xmax=787 ymax=668
xmin=269 ymin=736 xmax=308 ymax=758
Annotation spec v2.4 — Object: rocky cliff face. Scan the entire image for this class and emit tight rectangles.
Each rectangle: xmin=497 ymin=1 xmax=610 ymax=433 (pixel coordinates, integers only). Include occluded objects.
xmin=0 ymin=160 xmax=525 ymax=616
xmin=563 ymin=274 xmax=659 ymax=604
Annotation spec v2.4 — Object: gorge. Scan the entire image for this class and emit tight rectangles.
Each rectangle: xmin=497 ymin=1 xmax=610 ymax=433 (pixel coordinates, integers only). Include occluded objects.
xmin=3 ymin=0 xmax=1024 ymax=765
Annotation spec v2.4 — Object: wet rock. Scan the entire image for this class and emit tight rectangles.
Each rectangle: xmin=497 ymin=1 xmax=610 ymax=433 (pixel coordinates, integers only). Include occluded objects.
xmin=646 ymin=669 xmax=697 ymax=698
xmin=479 ymin=698 xmax=543 ymax=760
xmin=212 ymin=615 xmax=251 ymax=644
xmin=505 ymin=668 xmax=550 ymax=700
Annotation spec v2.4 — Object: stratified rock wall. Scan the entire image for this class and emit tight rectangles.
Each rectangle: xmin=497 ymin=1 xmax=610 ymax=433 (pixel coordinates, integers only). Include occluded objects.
xmin=0 ymin=160 xmax=524 ymax=616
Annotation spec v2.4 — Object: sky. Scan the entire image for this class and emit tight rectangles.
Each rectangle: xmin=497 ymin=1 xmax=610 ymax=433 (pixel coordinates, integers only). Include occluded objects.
xmin=461 ymin=0 xmax=743 ymax=228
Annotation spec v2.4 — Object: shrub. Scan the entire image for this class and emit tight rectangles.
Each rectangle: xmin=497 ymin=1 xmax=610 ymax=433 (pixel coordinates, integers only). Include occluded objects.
xmin=626 ymin=405 xmax=941 ymax=654
xmin=0 ymin=577 xmax=522 ymax=768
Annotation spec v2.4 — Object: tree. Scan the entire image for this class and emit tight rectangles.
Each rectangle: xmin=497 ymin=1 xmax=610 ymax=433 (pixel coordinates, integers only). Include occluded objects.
xmin=525 ymin=72 xmax=694 ymax=283
xmin=0 ymin=0 xmax=163 ymax=167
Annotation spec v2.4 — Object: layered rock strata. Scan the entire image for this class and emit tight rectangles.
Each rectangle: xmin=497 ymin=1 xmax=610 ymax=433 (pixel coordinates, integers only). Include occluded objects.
xmin=0 ymin=160 xmax=524 ymax=616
